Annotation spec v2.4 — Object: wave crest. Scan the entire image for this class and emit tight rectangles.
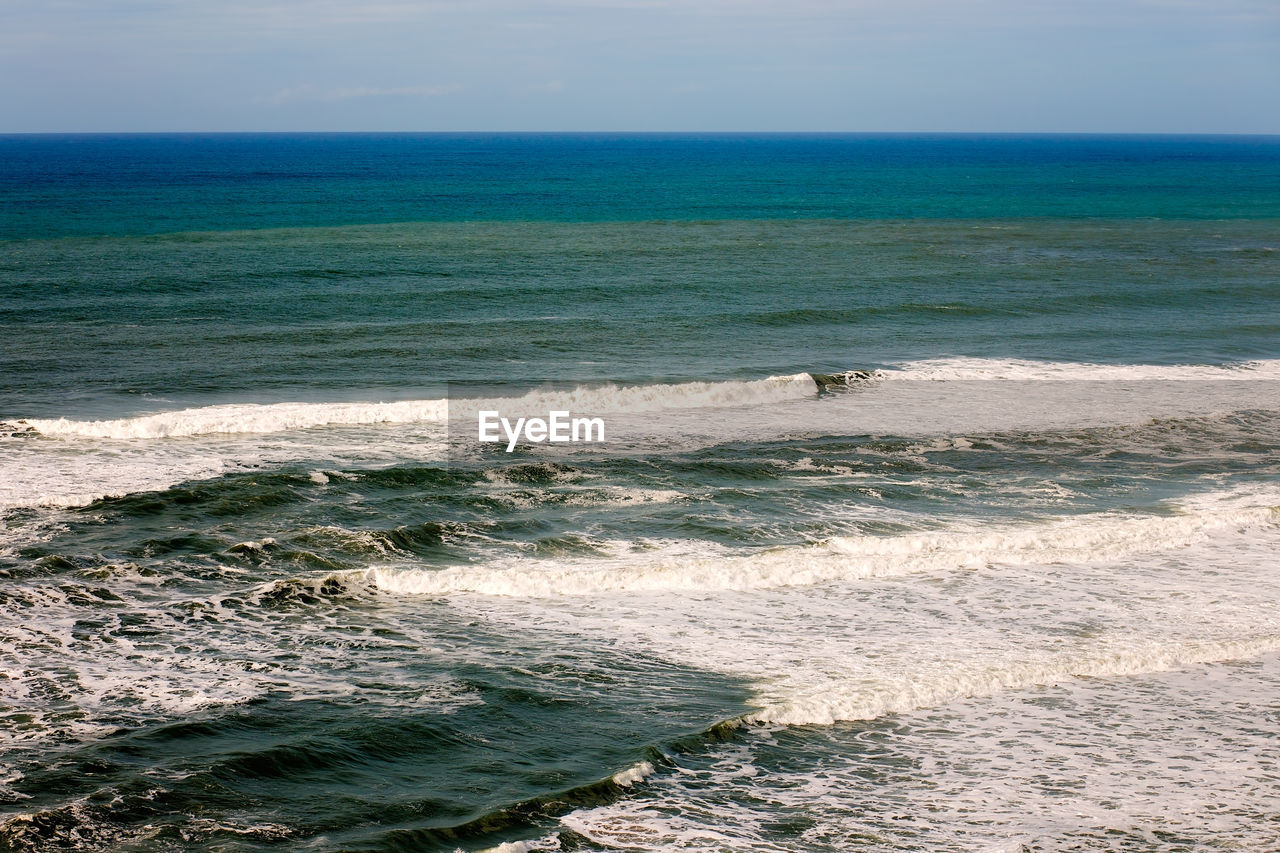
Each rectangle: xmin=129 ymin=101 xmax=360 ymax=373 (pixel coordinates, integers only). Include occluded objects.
xmin=884 ymin=357 xmax=1280 ymax=381
xmin=368 ymin=497 xmax=1280 ymax=598
xmin=750 ymin=634 xmax=1280 ymax=726
xmin=24 ymin=399 xmax=450 ymax=439
xmin=16 ymin=359 xmax=1280 ymax=440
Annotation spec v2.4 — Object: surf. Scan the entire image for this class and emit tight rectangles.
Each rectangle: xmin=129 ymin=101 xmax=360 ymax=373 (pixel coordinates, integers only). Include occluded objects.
xmin=367 ymin=489 xmax=1280 ymax=598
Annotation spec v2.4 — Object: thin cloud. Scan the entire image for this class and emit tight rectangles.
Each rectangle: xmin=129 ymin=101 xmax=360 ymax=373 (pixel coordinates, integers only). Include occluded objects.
xmin=259 ymin=84 xmax=460 ymax=104
xmin=517 ymin=80 xmax=567 ymax=94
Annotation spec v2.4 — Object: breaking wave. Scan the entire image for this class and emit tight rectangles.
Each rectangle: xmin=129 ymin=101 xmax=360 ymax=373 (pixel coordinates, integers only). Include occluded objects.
xmin=22 ymin=399 xmax=451 ymax=439
xmin=368 ymin=493 xmax=1280 ymax=598
xmin=749 ymin=634 xmax=1280 ymax=726
xmin=882 ymin=356 xmax=1280 ymax=381
xmin=14 ymin=359 xmax=1279 ymax=440
xmin=18 ymin=375 xmax=817 ymax=440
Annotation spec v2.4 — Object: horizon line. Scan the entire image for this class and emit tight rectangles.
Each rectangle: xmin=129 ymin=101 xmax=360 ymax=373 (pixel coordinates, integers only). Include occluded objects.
xmin=3 ymin=130 xmax=1279 ymax=138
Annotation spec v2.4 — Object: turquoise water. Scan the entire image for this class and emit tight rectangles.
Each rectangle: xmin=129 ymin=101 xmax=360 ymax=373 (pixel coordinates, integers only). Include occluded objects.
xmin=2 ymin=135 xmax=1280 ymax=851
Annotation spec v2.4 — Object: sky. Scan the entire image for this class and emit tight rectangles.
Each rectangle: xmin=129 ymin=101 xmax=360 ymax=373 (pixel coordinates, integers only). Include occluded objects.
xmin=1 ymin=0 xmax=1277 ymax=133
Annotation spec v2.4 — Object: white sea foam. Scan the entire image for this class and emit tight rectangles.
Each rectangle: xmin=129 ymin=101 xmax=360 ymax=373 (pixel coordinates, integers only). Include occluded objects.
xmin=750 ymin=634 xmax=1280 ymax=726
xmin=611 ymin=760 xmax=656 ymax=787
xmin=476 ymin=836 xmax=562 ymax=853
xmin=557 ymin=654 xmax=1280 ymax=852
xmin=0 ymin=449 xmax=237 ymax=511
xmin=14 ymin=360 xmax=1278 ymax=445
xmin=369 ymin=497 xmax=1279 ymax=598
xmin=0 ymin=573 xmax=487 ymax=751
xmin=23 ymin=399 xmax=451 ymax=439
xmin=463 ymin=373 xmax=818 ymax=417
xmin=882 ymin=356 xmax=1280 ymax=381
xmin=17 ymin=375 xmax=817 ymax=441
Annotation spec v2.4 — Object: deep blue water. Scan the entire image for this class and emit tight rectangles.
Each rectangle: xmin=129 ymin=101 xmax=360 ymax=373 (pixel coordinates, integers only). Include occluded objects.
xmin=2 ymin=134 xmax=1279 ymax=419
xmin=3 ymin=134 xmax=1280 ymax=240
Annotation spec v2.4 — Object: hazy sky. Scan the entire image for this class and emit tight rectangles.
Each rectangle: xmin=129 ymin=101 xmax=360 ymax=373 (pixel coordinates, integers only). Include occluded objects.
xmin=2 ymin=0 xmax=1277 ymax=132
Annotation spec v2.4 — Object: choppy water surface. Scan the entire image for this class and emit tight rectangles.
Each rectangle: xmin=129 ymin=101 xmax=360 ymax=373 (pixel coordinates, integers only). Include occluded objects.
xmin=2 ymin=134 xmax=1279 ymax=852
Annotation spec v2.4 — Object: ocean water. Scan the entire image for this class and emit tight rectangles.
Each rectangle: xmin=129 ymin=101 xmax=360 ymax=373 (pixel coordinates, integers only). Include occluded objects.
xmin=1 ymin=133 xmax=1279 ymax=852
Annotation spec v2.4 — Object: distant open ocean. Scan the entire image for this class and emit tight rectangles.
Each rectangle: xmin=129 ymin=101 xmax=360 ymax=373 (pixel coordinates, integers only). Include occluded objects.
xmin=2 ymin=133 xmax=1280 ymax=852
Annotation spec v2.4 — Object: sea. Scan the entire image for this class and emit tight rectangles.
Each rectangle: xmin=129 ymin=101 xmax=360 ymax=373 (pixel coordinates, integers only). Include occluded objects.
xmin=1 ymin=133 xmax=1279 ymax=852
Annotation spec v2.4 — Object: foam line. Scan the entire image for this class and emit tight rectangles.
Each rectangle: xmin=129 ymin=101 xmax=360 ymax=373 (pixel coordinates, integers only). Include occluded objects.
xmin=369 ymin=499 xmax=1280 ymax=598
xmin=20 ymin=358 xmax=1280 ymax=438
xmin=24 ymin=399 xmax=451 ymax=439
xmin=749 ymin=634 xmax=1280 ymax=726
xmin=20 ymin=375 xmax=818 ymax=440
xmin=17 ymin=359 xmax=1279 ymax=439
xmin=882 ymin=357 xmax=1280 ymax=381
